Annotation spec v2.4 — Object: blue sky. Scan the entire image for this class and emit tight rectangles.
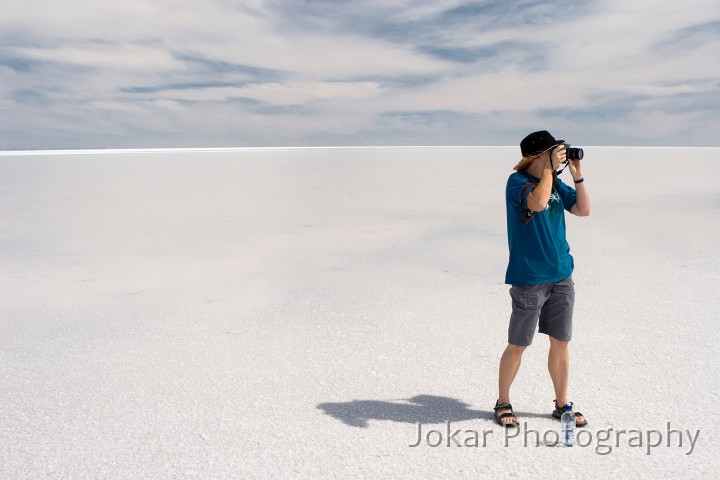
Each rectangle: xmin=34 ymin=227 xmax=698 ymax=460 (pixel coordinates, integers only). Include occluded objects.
xmin=1 ymin=0 xmax=718 ymax=149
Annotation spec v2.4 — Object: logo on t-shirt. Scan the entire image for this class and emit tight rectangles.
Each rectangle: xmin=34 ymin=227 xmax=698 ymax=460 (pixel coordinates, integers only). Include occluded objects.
xmin=547 ymin=190 xmax=560 ymax=210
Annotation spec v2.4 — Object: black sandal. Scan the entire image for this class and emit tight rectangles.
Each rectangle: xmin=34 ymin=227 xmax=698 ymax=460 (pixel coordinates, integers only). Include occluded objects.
xmin=552 ymin=400 xmax=588 ymax=428
xmin=494 ymin=400 xmax=519 ymax=427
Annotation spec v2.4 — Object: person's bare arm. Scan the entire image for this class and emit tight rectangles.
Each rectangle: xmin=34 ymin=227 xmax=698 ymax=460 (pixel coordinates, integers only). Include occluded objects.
xmin=526 ymin=165 xmax=553 ymax=211
xmin=526 ymin=146 xmax=566 ymax=211
xmin=569 ymin=160 xmax=590 ymax=216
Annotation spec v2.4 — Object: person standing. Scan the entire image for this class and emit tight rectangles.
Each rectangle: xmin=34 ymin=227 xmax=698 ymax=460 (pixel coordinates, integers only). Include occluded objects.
xmin=493 ymin=130 xmax=590 ymax=428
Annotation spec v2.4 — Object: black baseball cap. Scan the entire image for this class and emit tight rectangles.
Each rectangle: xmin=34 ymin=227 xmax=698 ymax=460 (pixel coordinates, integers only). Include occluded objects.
xmin=520 ymin=130 xmax=564 ymax=157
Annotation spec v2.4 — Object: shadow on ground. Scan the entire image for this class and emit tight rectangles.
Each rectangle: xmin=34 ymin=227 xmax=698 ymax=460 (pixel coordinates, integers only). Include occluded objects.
xmin=316 ymin=394 xmax=495 ymax=428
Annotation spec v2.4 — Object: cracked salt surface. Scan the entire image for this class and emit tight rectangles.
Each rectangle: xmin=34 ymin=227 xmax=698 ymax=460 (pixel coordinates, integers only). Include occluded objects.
xmin=1 ymin=147 xmax=718 ymax=479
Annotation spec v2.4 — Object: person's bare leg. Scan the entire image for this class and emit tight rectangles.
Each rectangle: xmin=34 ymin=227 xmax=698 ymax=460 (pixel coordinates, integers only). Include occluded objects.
xmin=497 ymin=344 xmax=527 ymax=423
xmin=548 ymin=336 xmax=585 ymax=424
xmin=548 ymin=337 xmax=569 ymax=404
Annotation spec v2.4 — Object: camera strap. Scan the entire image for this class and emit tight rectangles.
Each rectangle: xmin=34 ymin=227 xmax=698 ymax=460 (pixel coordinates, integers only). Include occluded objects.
xmin=519 ymin=182 xmax=537 ymax=224
xmin=555 ymin=160 xmax=570 ymax=176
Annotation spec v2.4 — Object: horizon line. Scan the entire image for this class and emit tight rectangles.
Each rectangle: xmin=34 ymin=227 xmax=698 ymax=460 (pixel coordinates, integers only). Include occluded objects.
xmin=1 ymin=145 xmax=718 ymax=157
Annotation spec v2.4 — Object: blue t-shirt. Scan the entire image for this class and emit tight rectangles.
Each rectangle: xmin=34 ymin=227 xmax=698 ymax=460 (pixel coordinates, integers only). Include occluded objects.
xmin=505 ymin=171 xmax=577 ymax=285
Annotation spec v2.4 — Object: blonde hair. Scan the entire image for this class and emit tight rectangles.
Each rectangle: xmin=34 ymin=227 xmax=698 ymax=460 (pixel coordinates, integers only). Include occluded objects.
xmin=513 ymin=145 xmax=555 ymax=171
xmin=513 ymin=153 xmax=542 ymax=171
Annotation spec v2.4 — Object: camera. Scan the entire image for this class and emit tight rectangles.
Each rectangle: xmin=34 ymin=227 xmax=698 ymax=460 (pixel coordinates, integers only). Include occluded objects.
xmin=562 ymin=143 xmax=584 ymax=161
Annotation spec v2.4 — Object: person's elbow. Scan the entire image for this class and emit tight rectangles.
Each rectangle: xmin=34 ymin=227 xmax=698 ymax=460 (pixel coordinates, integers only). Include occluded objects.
xmin=572 ymin=204 xmax=590 ymax=217
xmin=526 ymin=196 xmax=547 ymax=212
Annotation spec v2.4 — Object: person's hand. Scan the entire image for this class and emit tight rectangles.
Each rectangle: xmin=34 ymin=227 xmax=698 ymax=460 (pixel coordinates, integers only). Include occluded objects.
xmin=550 ymin=144 xmax=566 ymax=169
xmin=568 ymin=157 xmax=583 ymax=180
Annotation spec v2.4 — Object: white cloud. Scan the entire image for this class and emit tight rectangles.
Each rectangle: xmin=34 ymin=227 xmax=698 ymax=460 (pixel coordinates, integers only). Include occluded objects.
xmin=127 ymin=81 xmax=383 ymax=105
xmin=232 ymin=81 xmax=382 ymax=105
xmin=12 ymin=44 xmax=180 ymax=70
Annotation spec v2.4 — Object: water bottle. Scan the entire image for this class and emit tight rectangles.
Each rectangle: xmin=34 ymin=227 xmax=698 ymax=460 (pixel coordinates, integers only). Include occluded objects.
xmin=560 ymin=404 xmax=576 ymax=447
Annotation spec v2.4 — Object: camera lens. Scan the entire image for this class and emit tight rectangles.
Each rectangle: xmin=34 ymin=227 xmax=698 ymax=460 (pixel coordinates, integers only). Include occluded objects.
xmin=567 ymin=147 xmax=584 ymax=161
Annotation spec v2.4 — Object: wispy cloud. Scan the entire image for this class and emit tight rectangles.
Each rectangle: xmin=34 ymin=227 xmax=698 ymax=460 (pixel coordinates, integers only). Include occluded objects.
xmin=0 ymin=0 xmax=718 ymax=148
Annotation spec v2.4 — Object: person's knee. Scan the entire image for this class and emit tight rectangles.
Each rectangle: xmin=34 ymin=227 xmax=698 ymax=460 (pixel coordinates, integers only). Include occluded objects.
xmin=506 ymin=344 xmax=528 ymax=355
xmin=549 ymin=337 xmax=569 ymax=349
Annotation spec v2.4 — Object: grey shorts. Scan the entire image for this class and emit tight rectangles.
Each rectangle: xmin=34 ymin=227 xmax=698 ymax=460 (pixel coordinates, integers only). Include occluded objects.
xmin=508 ymin=276 xmax=575 ymax=346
